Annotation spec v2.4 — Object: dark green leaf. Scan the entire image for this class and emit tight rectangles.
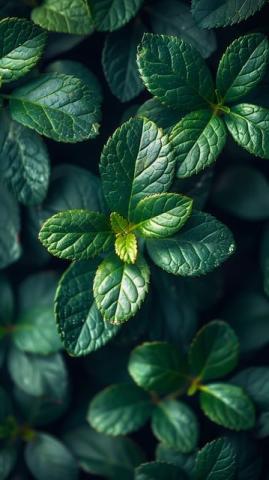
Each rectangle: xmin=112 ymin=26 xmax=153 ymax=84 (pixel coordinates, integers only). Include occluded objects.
xmin=137 ymin=98 xmax=181 ymax=132
xmin=195 ymin=437 xmax=236 ymax=480
xmin=228 ymin=433 xmax=262 ymax=480
xmin=0 ymin=185 xmax=21 ymax=269
xmin=232 ymin=367 xmax=269 ymax=411
xmin=135 ymin=462 xmax=187 ymax=480
xmin=0 ymin=274 xmax=14 ymax=326
xmin=192 ymin=0 xmax=267 ymax=28
xmin=156 ymin=443 xmax=195 ymax=477
xmin=0 ymin=447 xmax=17 ymax=480
xmin=91 ymin=0 xmax=143 ymax=32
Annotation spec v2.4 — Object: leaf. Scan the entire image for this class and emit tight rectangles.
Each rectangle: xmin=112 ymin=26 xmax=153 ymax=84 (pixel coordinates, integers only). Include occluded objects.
xmin=173 ymin=170 xmax=213 ymax=210
xmin=31 ymin=0 xmax=94 ymax=34
xmin=87 ymin=383 xmax=152 ymax=435
xmin=156 ymin=444 xmax=196 ymax=478
xmin=18 ymin=270 xmax=59 ymax=313
xmin=137 ymin=98 xmax=181 ymax=132
xmin=192 ymin=0 xmax=267 ymax=28
xmin=147 ymin=211 xmax=235 ymax=276
xmin=151 ymin=399 xmax=199 ymax=453
xmin=135 ymin=462 xmax=187 ymax=480
xmin=132 ymin=193 xmax=193 ymax=239
xmin=63 ymin=424 xmax=145 ymax=479
xmin=0 ymin=17 xmax=47 ymax=84
xmin=149 ymin=0 xmax=217 ymax=59
xmin=128 ymin=341 xmax=188 ymax=395
xmin=216 ymin=33 xmax=269 ymax=103
xmin=102 ymin=22 xmax=144 ymax=102
xmin=137 ymin=33 xmax=215 ymax=111
xmin=110 ymin=212 xmax=129 ymax=234
xmin=25 ymin=433 xmax=78 ymax=480
xmin=55 ymin=261 xmax=121 ymax=356
xmin=189 ymin=320 xmax=239 ymax=381
xmin=9 ymin=73 xmax=101 ymax=142
xmin=0 ymin=274 xmax=14 ymax=326
xmin=195 ymin=437 xmax=236 ymax=480
xmin=39 ymin=210 xmax=113 ymax=261
xmin=100 ymin=117 xmax=175 ymax=219
xmin=199 ymin=383 xmax=256 ymax=430
xmin=0 ymin=447 xmax=17 ymax=480
xmin=0 ymin=185 xmax=21 ymax=269
xmin=232 ymin=367 xmax=269 ymax=411
xmin=91 ymin=0 xmax=143 ymax=31
xmin=228 ymin=433 xmax=262 ymax=480
xmin=93 ymin=253 xmax=150 ymax=323
xmin=225 ymin=104 xmax=269 ymax=159
xmin=115 ymin=233 xmax=138 ymax=264
xmin=170 ymin=110 xmax=226 ymax=178
xmin=0 ymin=112 xmax=50 ymax=206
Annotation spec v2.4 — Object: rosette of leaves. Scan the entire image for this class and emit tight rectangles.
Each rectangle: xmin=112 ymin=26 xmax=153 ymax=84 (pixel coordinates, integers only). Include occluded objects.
xmin=38 ymin=117 xmax=234 ymax=354
xmin=137 ymin=32 xmax=269 ymax=178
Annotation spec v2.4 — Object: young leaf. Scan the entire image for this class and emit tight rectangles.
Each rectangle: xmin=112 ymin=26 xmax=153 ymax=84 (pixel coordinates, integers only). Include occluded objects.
xmin=151 ymin=399 xmax=199 ymax=453
xmin=0 ymin=185 xmax=21 ymax=269
xmin=115 ymin=233 xmax=138 ymax=264
xmin=100 ymin=117 xmax=175 ymax=219
xmin=110 ymin=212 xmax=129 ymax=234
xmin=192 ymin=0 xmax=267 ymax=28
xmin=189 ymin=320 xmax=239 ymax=381
xmin=147 ymin=211 xmax=235 ymax=276
xmin=93 ymin=253 xmax=150 ymax=323
xmin=91 ymin=0 xmax=143 ymax=31
xmin=55 ymin=261 xmax=121 ymax=356
xmin=88 ymin=384 xmax=152 ymax=435
xmin=170 ymin=110 xmax=227 ymax=178
xmin=216 ymin=34 xmax=269 ymax=103
xmin=200 ymin=383 xmax=255 ymax=430
xmin=128 ymin=341 xmax=188 ymax=395
xmin=0 ymin=17 xmax=47 ymax=84
xmin=9 ymin=73 xmax=101 ymax=143
xmin=195 ymin=437 xmax=236 ymax=480
xmin=39 ymin=210 xmax=113 ymax=261
xmin=31 ymin=0 xmax=94 ymax=34
xmin=132 ymin=193 xmax=193 ymax=238
xmin=135 ymin=462 xmax=187 ymax=480
xmin=225 ymin=104 xmax=269 ymax=159
xmin=137 ymin=33 xmax=215 ymax=111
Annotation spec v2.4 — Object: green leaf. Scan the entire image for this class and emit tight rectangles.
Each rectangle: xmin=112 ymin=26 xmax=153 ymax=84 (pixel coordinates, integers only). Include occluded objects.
xmin=0 ymin=112 xmax=50 ymax=206
xmin=132 ymin=193 xmax=193 ymax=239
xmin=31 ymin=0 xmax=94 ymax=34
xmin=192 ymin=0 xmax=267 ymax=28
xmin=261 ymin=224 xmax=269 ymax=295
xmin=170 ymin=110 xmax=227 ymax=178
xmin=64 ymin=424 xmax=145 ymax=479
xmin=100 ymin=117 xmax=175 ymax=219
xmin=110 ymin=212 xmax=129 ymax=234
xmin=216 ymin=34 xmax=269 ymax=103
xmin=200 ymin=383 xmax=256 ymax=430
xmin=87 ymin=383 xmax=152 ymax=435
xmin=195 ymin=437 xmax=236 ymax=480
xmin=156 ymin=444 xmax=196 ymax=478
xmin=25 ymin=433 xmax=78 ymax=480
xmin=128 ymin=341 xmax=188 ymax=395
xmin=18 ymin=270 xmax=59 ymax=313
xmin=0 ymin=185 xmax=21 ymax=269
xmin=91 ymin=0 xmax=143 ymax=31
xmin=232 ymin=367 xmax=269 ymax=411
xmin=137 ymin=98 xmax=181 ymax=132
xmin=0 ymin=17 xmax=47 ymax=84
xmin=147 ymin=211 xmax=235 ymax=276
xmin=9 ymin=73 xmax=101 ymax=142
xmin=189 ymin=320 xmax=239 ymax=381
xmin=228 ymin=433 xmax=262 ymax=480
xmin=137 ymin=33 xmax=214 ymax=111
xmin=102 ymin=22 xmax=144 ymax=102
xmin=39 ymin=210 xmax=113 ymax=260
xmin=0 ymin=274 xmax=14 ymax=326
xmin=151 ymin=399 xmax=199 ymax=453
xmin=225 ymin=104 xmax=269 ymax=159
xmin=115 ymin=233 xmax=138 ymax=264
xmin=55 ymin=261 xmax=121 ymax=356
xmin=135 ymin=462 xmax=187 ymax=480
xmin=0 ymin=447 xmax=17 ymax=480
xmin=94 ymin=253 xmax=150 ymax=323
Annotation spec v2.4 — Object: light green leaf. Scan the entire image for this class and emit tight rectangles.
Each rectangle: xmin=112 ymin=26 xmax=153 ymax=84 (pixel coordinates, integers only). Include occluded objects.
xmin=110 ymin=212 xmax=129 ymax=234
xmin=132 ymin=193 xmax=193 ymax=239
xmin=91 ymin=0 xmax=143 ymax=31
xmin=192 ymin=0 xmax=267 ymax=28
xmin=135 ymin=462 xmax=187 ymax=480
xmin=39 ymin=210 xmax=113 ymax=260
xmin=93 ymin=253 xmax=150 ymax=323
xmin=147 ymin=211 xmax=235 ymax=276
xmin=200 ymin=383 xmax=256 ymax=430
xmin=55 ymin=261 xmax=121 ymax=356
xmin=100 ymin=117 xmax=175 ymax=219
xmin=0 ymin=17 xmax=47 ymax=84
xmin=0 ymin=185 xmax=21 ymax=269
xmin=137 ymin=98 xmax=181 ymax=132
xmin=170 ymin=110 xmax=227 ymax=178
xmin=9 ymin=73 xmax=101 ymax=142
xmin=195 ymin=437 xmax=236 ymax=480
xmin=115 ymin=233 xmax=138 ymax=264
xmin=217 ymin=33 xmax=269 ymax=103
xmin=189 ymin=320 xmax=239 ymax=381
xmin=87 ymin=384 xmax=152 ymax=435
xmin=151 ymin=399 xmax=199 ymax=453
xmin=137 ymin=33 xmax=215 ymax=111
xmin=31 ymin=0 xmax=94 ymax=34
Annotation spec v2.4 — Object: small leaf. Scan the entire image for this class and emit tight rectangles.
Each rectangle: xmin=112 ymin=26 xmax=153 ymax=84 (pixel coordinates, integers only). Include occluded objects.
xmin=200 ymin=383 xmax=256 ymax=430
xmin=192 ymin=0 xmax=267 ymax=28
xmin=135 ymin=462 xmax=187 ymax=480
xmin=110 ymin=212 xmax=129 ymax=234
xmin=151 ymin=399 xmax=199 ymax=453
xmin=115 ymin=233 xmax=138 ymax=264
xmin=195 ymin=437 xmax=236 ymax=480
xmin=39 ymin=210 xmax=113 ymax=261
xmin=87 ymin=384 xmax=152 ymax=435
xmin=93 ymin=253 xmax=150 ymax=323
xmin=91 ymin=0 xmax=143 ymax=32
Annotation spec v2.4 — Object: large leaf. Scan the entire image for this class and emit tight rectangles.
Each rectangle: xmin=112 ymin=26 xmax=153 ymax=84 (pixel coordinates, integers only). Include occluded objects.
xmin=137 ymin=33 xmax=215 ymax=111
xmin=100 ymin=117 xmax=175 ymax=219
xmin=87 ymin=384 xmax=152 ymax=435
xmin=147 ymin=211 xmax=235 ymax=276
xmin=91 ymin=0 xmax=143 ymax=31
xmin=0 ymin=185 xmax=21 ymax=269
xmin=195 ymin=437 xmax=236 ymax=480
xmin=94 ymin=253 xmax=150 ymax=323
xmin=55 ymin=261 xmax=121 ymax=356
xmin=135 ymin=462 xmax=187 ymax=480
xmin=9 ymin=73 xmax=101 ymax=142
xmin=0 ymin=17 xmax=46 ymax=84
xmin=192 ymin=0 xmax=267 ymax=28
